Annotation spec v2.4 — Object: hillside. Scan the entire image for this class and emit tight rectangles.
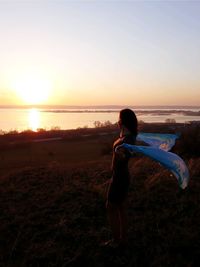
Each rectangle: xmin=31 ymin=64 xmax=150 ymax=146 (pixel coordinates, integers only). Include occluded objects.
xmin=0 ymin=123 xmax=199 ymax=267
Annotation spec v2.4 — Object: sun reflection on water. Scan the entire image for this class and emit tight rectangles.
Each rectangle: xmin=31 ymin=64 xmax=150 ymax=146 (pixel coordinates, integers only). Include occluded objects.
xmin=28 ymin=108 xmax=40 ymax=131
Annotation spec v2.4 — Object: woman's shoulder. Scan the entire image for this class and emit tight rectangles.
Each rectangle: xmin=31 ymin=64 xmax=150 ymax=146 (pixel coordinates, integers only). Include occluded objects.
xmin=113 ymin=138 xmax=123 ymax=149
xmin=113 ymin=134 xmax=136 ymax=151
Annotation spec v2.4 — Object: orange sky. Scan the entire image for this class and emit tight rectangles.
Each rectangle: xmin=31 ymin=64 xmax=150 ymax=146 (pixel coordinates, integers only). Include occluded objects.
xmin=0 ymin=1 xmax=200 ymax=106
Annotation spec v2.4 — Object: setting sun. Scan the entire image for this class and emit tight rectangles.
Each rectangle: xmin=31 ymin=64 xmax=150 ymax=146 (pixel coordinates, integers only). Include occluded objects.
xmin=13 ymin=74 xmax=52 ymax=105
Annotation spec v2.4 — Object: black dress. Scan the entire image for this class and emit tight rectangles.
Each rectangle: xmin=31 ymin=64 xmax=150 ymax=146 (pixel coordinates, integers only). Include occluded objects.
xmin=107 ymin=134 xmax=136 ymax=205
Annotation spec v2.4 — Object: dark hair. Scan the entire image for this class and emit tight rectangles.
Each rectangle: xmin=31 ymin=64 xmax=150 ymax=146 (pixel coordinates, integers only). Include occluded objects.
xmin=120 ymin=108 xmax=138 ymax=136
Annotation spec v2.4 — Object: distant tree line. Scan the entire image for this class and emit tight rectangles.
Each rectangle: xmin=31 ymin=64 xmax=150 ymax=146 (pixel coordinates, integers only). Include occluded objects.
xmin=93 ymin=120 xmax=114 ymax=128
xmin=165 ymin=118 xmax=176 ymax=123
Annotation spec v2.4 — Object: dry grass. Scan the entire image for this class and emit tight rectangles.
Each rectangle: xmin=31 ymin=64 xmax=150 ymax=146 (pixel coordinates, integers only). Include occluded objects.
xmin=0 ymin=123 xmax=200 ymax=267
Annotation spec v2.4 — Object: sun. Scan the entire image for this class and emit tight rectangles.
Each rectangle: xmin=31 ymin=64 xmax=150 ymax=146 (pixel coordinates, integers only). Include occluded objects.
xmin=13 ymin=74 xmax=52 ymax=105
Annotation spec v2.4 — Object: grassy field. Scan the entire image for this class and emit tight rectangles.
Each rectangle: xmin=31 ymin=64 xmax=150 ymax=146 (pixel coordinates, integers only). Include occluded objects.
xmin=0 ymin=123 xmax=200 ymax=267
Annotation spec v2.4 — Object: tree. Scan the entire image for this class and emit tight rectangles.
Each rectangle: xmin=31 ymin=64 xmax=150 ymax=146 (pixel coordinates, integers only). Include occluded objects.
xmin=94 ymin=121 xmax=102 ymax=128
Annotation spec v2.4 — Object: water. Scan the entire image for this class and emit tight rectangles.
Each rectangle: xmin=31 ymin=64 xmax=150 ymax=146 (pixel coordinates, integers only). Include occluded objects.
xmin=0 ymin=107 xmax=200 ymax=133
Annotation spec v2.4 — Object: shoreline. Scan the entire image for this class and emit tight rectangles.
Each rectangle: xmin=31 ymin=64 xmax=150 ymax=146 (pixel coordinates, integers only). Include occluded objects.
xmin=0 ymin=121 xmax=194 ymax=143
xmin=1 ymin=120 xmax=200 ymax=136
xmin=1 ymin=106 xmax=200 ymax=115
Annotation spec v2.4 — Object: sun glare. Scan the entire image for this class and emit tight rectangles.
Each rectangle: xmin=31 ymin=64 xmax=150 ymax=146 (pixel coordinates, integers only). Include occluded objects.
xmin=13 ymin=74 xmax=52 ymax=105
xmin=29 ymin=108 xmax=40 ymax=131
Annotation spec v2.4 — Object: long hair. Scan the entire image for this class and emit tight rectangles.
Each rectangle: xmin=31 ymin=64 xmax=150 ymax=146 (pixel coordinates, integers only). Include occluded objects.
xmin=120 ymin=108 xmax=138 ymax=136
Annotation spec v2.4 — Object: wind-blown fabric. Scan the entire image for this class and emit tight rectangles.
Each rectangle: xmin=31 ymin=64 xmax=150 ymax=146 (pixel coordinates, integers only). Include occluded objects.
xmin=137 ymin=132 xmax=179 ymax=151
xmin=117 ymin=133 xmax=189 ymax=189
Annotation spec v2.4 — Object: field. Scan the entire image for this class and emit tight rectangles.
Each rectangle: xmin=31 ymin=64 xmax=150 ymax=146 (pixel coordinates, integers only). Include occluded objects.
xmin=0 ymin=123 xmax=200 ymax=267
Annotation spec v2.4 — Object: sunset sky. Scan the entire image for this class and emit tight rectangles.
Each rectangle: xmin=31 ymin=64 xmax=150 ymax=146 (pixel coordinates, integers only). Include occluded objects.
xmin=0 ymin=0 xmax=200 ymax=106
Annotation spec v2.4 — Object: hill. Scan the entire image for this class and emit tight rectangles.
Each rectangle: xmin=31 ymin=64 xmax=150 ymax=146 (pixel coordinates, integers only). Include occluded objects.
xmin=0 ymin=123 xmax=199 ymax=267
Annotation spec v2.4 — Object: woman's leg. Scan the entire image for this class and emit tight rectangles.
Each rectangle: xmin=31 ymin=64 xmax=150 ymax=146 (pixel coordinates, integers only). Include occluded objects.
xmin=106 ymin=201 xmax=121 ymax=242
xmin=119 ymin=201 xmax=128 ymax=243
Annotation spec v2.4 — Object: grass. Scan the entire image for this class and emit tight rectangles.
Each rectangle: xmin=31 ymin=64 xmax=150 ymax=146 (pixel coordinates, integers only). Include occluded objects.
xmin=0 ymin=123 xmax=199 ymax=267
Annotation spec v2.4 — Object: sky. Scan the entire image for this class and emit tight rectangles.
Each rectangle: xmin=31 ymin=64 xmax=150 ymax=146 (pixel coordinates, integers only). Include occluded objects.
xmin=0 ymin=0 xmax=200 ymax=106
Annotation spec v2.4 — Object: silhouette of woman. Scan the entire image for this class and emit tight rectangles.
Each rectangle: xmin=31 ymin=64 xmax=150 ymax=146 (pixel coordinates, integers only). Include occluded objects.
xmin=105 ymin=108 xmax=138 ymax=248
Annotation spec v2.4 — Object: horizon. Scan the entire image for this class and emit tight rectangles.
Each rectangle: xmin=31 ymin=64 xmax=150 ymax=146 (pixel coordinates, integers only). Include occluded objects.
xmin=0 ymin=104 xmax=200 ymax=110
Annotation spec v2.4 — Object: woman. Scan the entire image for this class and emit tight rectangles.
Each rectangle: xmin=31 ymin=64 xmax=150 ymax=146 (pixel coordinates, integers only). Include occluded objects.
xmin=105 ymin=108 xmax=138 ymax=248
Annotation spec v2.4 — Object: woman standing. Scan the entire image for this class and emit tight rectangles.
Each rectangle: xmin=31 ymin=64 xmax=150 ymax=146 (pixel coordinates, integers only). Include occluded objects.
xmin=105 ymin=108 xmax=138 ymax=248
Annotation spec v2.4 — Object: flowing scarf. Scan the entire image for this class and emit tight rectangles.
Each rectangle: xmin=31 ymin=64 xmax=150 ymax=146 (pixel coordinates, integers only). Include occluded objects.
xmin=117 ymin=133 xmax=189 ymax=189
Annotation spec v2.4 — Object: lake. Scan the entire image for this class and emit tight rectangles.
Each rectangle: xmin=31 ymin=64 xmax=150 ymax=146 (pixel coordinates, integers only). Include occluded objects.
xmin=0 ymin=107 xmax=200 ymax=133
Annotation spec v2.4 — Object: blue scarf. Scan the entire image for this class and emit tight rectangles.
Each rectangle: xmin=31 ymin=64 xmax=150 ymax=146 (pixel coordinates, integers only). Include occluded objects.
xmin=116 ymin=132 xmax=189 ymax=189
